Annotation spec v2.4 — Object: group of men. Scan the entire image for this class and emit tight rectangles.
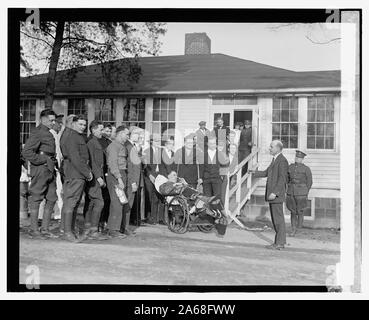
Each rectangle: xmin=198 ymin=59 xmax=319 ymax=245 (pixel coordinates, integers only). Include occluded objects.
xmin=21 ymin=109 xmax=313 ymax=248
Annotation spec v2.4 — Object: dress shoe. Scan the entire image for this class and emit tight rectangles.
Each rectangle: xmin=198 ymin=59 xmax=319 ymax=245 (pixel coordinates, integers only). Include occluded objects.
xmin=265 ymin=243 xmax=277 ymax=250
xmin=28 ymin=230 xmax=48 ymax=240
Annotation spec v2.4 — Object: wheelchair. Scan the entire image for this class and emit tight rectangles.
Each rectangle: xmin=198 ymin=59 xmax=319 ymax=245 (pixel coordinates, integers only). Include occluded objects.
xmin=164 ymin=194 xmax=216 ymax=234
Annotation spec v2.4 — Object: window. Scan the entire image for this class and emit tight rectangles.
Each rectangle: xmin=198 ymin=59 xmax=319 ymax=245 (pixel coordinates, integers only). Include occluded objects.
xmin=95 ymin=98 xmax=116 ymax=125
xmin=212 ymin=95 xmax=257 ymax=105
xmin=68 ymin=98 xmax=87 ymax=116
xmin=152 ymin=97 xmax=176 ymax=140
xmin=20 ymin=99 xmax=37 ymax=145
xmin=123 ymin=98 xmax=146 ymax=129
xmin=272 ymin=96 xmax=298 ymax=148
xmin=307 ymin=96 xmax=335 ymax=150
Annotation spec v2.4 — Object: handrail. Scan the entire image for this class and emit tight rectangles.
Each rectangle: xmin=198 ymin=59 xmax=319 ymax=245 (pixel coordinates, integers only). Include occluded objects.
xmin=224 ymin=147 xmax=260 ymax=214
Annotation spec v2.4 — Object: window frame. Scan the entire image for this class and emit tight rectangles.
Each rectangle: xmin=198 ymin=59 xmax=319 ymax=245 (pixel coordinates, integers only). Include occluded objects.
xmin=271 ymin=96 xmax=299 ymax=150
xmin=122 ymin=97 xmax=146 ymax=130
xmin=95 ymin=98 xmax=116 ymax=126
xmin=306 ymin=95 xmax=336 ymax=152
xmin=151 ymin=97 xmax=176 ymax=141
xmin=20 ymin=99 xmax=37 ymax=145
xmin=67 ymin=98 xmax=87 ymax=116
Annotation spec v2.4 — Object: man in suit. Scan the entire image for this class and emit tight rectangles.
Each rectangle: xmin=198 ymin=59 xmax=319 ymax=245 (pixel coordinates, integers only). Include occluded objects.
xmin=238 ymin=119 xmax=253 ymax=176
xmin=22 ymin=109 xmax=58 ymax=239
xmin=159 ymin=136 xmax=176 ymax=177
xmin=286 ymin=150 xmax=313 ymax=236
xmin=250 ymin=140 xmax=289 ymax=250
xmin=203 ymin=136 xmax=229 ymax=201
xmin=212 ymin=117 xmax=230 ymax=148
xmin=195 ymin=121 xmax=211 ymax=151
xmin=175 ymin=134 xmax=204 ymax=190
xmin=122 ymin=126 xmax=144 ymax=235
xmin=143 ymin=134 xmax=162 ymax=224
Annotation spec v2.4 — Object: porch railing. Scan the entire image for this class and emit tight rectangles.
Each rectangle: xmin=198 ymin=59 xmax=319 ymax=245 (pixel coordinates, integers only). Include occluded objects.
xmin=224 ymin=148 xmax=260 ymax=217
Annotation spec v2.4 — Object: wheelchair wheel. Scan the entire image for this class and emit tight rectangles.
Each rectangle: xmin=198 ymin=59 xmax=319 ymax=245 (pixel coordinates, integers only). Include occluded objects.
xmin=167 ymin=196 xmax=190 ymax=234
xmin=197 ymin=224 xmax=215 ymax=233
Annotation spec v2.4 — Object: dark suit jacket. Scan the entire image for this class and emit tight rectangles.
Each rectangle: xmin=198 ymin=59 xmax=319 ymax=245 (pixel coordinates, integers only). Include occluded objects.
xmin=159 ymin=148 xmax=175 ymax=177
xmin=253 ymin=153 xmax=289 ymax=203
xmin=174 ymin=147 xmax=204 ymax=184
xmin=87 ymin=136 xmax=104 ymax=180
xmin=239 ymin=127 xmax=252 ymax=152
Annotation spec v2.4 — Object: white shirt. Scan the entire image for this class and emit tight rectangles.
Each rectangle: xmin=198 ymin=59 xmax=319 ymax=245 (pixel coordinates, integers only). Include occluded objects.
xmin=234 ymin=129 xmax=241 ymax=146
xmin=50 ymin=128 xmax=62 ymax=167
xmin=208 ymin=149 xmax=217 ymax=163
xmin=164 ymin=147 xmax=172 ymax=159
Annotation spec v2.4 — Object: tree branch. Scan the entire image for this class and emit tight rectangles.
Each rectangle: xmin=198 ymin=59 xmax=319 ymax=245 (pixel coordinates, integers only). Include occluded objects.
xmin=305 ymin=35 xmax=341 ymax=44
xmin=20 ymin=30 xmax=53 ymax=48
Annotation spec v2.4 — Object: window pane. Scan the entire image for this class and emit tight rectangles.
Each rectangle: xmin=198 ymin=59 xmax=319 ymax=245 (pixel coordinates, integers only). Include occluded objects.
xmin=168 ymin=109 xmax=175 ymax=121
xmin=273 ymin=98 xmax=280 ymax=110
xmin=326 ymin=123 xmax=335 ymax=136
xmin=290 ymin=109 xmax=298 ymax=122
xmin=160 ymin=110 xmax=167 ymax=121
xmin=317 ymin=124 xmax=325 ymax=136
xmin=326 ymin=96 xmax=334 ymax=109
xmin=138 ymin=110 xmax=145 ymax=121
xmin=272 ymin=135 xmax=280 ymax=141
xmin=281 ymin=97 xmax=289 ymax=110
xmin=317 ymin=109 xmax=326 ymax=122
xmin=307 ymin=136 xmax=315 ymax=149
xmin=153 ymin=109 xmax=160 ymax=121
xmin=281 ymin=110 xmax=289 ymax=121
xmin=280 ymin=136 xmax=289 ymax=148
xmin=160 ymin=98 xmax=168 ymax=110
xmin=316 ymin=137 xmax=324 ymax=149
xmin=289 ymin=136 xmax=298 ymax=148
xmin=272 ymin=123 xmax=280 ymax=136
xmin=281 ymin=123 xmax=289 ymax=135
xmin=307 ymin=124 xmax=316 ymax=136
xmin=291 ymin=97 xmax=298 ymax=109
xmin=308 ymin=110 xmax=316 ymax=122
xmin=326 ymin=109 xmax=334 ymax=122
xmin=307 ymin=97 xmax=316 ymax=109
xmin=317 ymin=97 xmax=326 ymax=109
xmin=290 ymin=124 xmax=298 ymax=136
xmin=169 ymin=98 xmax=176 ymax=110
xmin=153 ymin=98 xmax=160 ymax=110
xmin=272 ymin=110 xmax=281 ymax=122
xmin=325 ymin=137 xmax=334 ymax=149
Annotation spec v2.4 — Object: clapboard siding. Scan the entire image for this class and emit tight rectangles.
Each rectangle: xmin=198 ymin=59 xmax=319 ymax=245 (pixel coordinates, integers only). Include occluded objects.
xmin=257 ymin=97 xmax=340 ymax=191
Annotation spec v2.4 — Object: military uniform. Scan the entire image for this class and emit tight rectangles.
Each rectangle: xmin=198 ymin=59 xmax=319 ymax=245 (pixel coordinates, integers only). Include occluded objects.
xmin=286 ymin=150 xmax=313 ymax=235
xmin=60 ymin=128 xmax=92 ymax=236
xmin=22 ymin=124 xmax=57 ymax=233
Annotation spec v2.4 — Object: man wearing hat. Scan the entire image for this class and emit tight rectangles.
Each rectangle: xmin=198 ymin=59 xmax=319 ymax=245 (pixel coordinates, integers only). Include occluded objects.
xmin=195 ymin=121 xmax=211 ymax=151
xmin=286 ymin=150 xmax=313 ymax=236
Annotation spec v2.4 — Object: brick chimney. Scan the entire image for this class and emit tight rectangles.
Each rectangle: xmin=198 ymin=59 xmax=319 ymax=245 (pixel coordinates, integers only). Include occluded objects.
xmin=185 ymin=33 xmax=211 ymax=55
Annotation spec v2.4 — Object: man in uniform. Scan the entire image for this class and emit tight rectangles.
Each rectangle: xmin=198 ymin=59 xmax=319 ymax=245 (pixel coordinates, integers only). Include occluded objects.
xmin=82 ymin=120 xmax=109 ymax=240
xmin=238 ymin=119 xmax=253 ymax=176
xmin=195 ymin=121 xmax=211 ymax=152
xmin=22 ymin=109 xmax=58 ymax=239
xmin=60 ymin=115 xmax=93 ymax=242
xmin=286 ymin=150 xmax=313 ymax=236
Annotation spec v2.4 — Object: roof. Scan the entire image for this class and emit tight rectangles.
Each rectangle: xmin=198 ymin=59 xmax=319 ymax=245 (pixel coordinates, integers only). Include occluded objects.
xmin=20 ymin=53 xmax=341 ymax=94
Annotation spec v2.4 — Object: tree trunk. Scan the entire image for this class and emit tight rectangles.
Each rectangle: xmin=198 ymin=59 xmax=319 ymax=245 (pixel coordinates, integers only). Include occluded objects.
xmin=44 ymin=20 xmax=65 ymax=109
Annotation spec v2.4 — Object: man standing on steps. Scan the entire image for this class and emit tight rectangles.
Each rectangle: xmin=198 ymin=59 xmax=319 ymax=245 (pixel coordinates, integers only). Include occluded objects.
xmin=286 ymin=150 xmax=313 ymax=237
xmin=250 ymin=140 xmax=289 ymax=250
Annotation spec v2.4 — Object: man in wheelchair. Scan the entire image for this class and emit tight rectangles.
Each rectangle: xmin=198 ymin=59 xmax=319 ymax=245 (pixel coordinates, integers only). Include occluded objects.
xmin=155 ymin=171 xmax=228 ymax=235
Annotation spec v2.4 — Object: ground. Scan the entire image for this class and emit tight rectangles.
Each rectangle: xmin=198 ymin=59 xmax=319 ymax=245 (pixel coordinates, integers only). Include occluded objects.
xmin=19 ymin=220 xmax=340 ymax=286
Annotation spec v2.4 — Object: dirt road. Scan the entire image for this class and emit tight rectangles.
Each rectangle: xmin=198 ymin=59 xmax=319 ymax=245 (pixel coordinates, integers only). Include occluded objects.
xmin=19 ymin=223 xmax=340 ymax=286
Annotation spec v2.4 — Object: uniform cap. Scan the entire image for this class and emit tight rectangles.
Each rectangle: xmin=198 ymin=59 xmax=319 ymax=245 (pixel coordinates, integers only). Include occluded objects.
xmin=295 ymin=150 xmax=307 ymax=158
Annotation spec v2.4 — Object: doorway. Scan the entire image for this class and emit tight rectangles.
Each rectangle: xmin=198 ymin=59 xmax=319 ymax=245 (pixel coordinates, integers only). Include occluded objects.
xmin=211 ymin=109 xmax=253 ymax=130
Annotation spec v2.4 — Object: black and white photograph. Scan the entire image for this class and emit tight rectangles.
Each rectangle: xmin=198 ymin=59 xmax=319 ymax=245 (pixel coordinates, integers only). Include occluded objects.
xmin=3 ymin=3 xmax=368 ymax=301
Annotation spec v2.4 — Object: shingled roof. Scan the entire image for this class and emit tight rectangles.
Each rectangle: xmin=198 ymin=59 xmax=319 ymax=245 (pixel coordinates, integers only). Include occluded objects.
xmin=20 ymin=53 xmax=341 ymax=94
